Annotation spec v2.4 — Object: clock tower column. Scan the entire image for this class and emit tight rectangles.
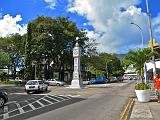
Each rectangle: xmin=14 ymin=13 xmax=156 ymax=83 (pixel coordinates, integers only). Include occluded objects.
xmin=69 ymin=37 xmax=83 ymax=89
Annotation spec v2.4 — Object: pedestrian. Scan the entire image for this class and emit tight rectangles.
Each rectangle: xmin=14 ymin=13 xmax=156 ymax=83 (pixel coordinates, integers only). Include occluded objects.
xmin=149 ymin=75 xmax=154 ymax=91
xmin=154 ymin=74 xmax=160 ymax=103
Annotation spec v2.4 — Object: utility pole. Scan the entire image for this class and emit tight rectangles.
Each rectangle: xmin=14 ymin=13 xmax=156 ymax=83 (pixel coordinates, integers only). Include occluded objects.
xmin=146 ymin=0 xmax=156 ymax=79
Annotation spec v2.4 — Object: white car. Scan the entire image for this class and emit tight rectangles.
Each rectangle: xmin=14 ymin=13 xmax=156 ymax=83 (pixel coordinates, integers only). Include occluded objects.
xmin=46 ymin=79 xmax=65 ymax=86
xmin=25 ymin=80 xmax=48 ymax=94
xmin=15 ymin=77 xmax=23 ymax=82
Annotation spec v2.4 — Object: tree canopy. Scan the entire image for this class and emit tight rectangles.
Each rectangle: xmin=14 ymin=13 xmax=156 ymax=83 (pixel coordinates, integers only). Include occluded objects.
xmin=123 ymin=48 xmax=159 ymax=77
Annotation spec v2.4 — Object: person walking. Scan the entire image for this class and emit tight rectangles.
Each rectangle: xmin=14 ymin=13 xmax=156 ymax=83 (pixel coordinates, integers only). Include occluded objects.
xmin=154 ymin=74 xmax=160 ymax=102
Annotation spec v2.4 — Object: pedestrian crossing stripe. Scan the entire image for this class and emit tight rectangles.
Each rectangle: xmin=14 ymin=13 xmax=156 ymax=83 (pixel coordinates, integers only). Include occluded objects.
xmin=0 ymin=94 xmax=76 ymax=120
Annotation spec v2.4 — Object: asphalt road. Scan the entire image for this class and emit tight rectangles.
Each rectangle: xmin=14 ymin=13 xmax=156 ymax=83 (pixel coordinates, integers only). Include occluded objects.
xmin=0 ymin=80 xmax=135 ymax=120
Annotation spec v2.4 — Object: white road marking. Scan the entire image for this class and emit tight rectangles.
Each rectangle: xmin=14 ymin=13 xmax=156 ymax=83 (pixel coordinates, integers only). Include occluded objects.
xmin=28 ymin=104 xmax=36 ymax=110
xmin=11 ymin=93 xmax=27 ymax=95
xmin=15 ymin=103 xmax=25 ymax=114
xmin=5 ymin=101 xmax=16 ymax=105
xmin=46 ymin=96 xmax=60 ymax=102
xmin=58 ymin=95 xmax=72 ymax=99
xmin=68 ymin=95 xmax=81 ymax=97
xmin=36 ymin=101 xmax=45 ymax=107
xmin=3 ymin=106 xmax=9 ymax=119
xmin=1 ymin=94 xmax=73 ymax=120
xmin=54 ymin=95 xmax=66 ymax=101
xmin=42 ymin=98 xmax=53 ymax=104
xmin=25 ymin=100 xmax=30 ymax=104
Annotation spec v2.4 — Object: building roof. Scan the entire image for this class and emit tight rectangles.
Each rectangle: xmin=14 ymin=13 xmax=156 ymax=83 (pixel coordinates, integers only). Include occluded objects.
xmin=146 ymin=39 xmax=159 ymax=48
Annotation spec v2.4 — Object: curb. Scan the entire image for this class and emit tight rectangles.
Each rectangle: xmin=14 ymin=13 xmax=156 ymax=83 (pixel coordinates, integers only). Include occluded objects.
xmin=120 ymin=98 xmax=135 ymax=120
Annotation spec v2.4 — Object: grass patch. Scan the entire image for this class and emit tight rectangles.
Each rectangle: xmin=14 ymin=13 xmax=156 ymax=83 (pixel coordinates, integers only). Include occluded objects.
xmin=0 ymin=80 xmax=16 ymax=84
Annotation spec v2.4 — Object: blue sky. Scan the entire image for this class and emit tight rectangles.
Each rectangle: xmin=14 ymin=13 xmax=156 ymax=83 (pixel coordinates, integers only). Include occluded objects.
xmin=0 ymin=0 xmax=91 ymax=29
xmin=0 ymin=0 xmax=159 ymax=53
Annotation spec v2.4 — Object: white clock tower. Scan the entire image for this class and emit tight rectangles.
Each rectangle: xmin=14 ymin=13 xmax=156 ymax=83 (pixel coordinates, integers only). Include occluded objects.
xmin=69 ymin=37 xmax=83 ymax=88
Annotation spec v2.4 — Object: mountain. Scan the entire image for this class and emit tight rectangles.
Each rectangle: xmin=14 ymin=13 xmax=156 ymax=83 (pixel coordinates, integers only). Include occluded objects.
xmin=114 ymin=54 xmax=126 ymax=61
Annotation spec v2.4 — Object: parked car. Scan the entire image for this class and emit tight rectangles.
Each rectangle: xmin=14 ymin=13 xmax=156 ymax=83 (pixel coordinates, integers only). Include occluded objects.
xmin=0 ymin=89 xmax=8 ymax=108
xmin=88 ymin=76 xmax=107 ymax=84
xmin=45 ymin=79 xmax=65 ymax=86
xmin=109 ymin=77 xmax=118 ymax=82
xmin=117 ymin=76 xmax=124 ymax=82
xmin=15 ymin=77 xmax=23 ymax=82
xmin=25 ymin=80 xmax=48 ymax=94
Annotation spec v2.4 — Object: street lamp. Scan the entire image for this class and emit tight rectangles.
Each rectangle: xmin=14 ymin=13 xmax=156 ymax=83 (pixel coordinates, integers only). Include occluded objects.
xmin=131 ymin=22 xmax=144 ymax=49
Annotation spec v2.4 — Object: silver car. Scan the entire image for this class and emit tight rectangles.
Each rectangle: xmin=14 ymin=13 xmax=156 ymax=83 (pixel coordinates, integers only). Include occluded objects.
xmin=25 ymin=80 xmax=48 ymax=94
xmin=46 ymin=79 xmax=65 ymax=86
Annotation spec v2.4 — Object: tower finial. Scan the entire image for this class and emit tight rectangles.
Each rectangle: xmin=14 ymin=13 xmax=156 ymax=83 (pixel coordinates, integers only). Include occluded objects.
xmin=75 ymin=37 xmax=79 ymax=47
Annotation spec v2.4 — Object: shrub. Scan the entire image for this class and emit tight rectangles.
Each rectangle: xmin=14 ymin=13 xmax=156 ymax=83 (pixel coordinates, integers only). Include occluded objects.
xmin=135 ymin=83 xmax=150 ymax=90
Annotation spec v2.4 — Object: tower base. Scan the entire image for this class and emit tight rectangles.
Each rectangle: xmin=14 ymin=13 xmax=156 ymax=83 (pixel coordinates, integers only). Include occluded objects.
xmin=69 ymin=80 xmax=83 ymax=89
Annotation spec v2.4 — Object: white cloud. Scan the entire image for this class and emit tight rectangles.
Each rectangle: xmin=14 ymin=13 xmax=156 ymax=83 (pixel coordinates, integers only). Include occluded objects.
xmin=67 ymin=0 xmax=154 ymax=53
xmin=43 ymin=0 xmax=57 ymax=9
xmin=0 ymin=14 xmax=27 ymax=37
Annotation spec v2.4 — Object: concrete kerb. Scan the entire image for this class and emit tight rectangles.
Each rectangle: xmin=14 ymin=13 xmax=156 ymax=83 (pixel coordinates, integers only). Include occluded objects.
xmin=120 ymin=98 xmax=135 ymax=120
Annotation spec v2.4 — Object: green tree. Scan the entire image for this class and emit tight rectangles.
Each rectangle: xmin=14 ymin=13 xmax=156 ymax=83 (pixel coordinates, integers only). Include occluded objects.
xmin=123 ymin=48 xmax=158 ymax=80
xmin=24 ymin=23 xmax=32 ymax=80
xmin=30 ymin=16 xmax=89 ymax=80
xmin=0 ymin=34 xmax=26 ymax=78
xmin=81 ymin=52 xmax=124 ymax=79
xmin=0 ymin=51 xmax=11 ymax=68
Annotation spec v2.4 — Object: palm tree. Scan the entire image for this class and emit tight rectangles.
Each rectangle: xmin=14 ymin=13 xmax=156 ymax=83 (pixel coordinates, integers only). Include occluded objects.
xmin=123 ymin=48 xmax=158 ymax=82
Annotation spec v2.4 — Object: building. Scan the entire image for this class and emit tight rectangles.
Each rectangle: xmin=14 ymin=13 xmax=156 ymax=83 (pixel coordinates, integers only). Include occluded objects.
xmin=123 ymin=64 xmax=139 ymax=80
xmin=144 ymin=39 xmax=160 ymax=82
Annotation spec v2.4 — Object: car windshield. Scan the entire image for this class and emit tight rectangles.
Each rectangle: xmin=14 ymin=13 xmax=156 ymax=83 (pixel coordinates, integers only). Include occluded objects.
xmin=48 ymin=79 xmax=56 ymax=81
xmin=38 ymin=81 xmax=43 ymax=84
xmin=26 ymin=81 xmax=39 ymax=85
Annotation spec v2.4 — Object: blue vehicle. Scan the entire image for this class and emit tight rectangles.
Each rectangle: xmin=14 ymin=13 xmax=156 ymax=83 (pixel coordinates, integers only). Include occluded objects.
xmin=89 ymin=76 xmax=107 ymax=84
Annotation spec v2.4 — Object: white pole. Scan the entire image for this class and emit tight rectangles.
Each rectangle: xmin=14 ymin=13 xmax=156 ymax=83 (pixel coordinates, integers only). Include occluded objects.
xmin=146 ymin=0 xmax=156 ymax=79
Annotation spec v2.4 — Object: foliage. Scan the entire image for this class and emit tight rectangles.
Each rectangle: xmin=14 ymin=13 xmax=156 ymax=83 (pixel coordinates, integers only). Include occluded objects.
xmin=24 ymin=22 xmax=32 ymax=80
xmin=81 ymin=52 xmax=124 ymax=78
xmin=135 ymin=83 xmax=150 ymax=90
xmin=0 ymin=51 xmax=11 ymax=67
xmin=0 ymin=80 xmax=16 ymax=84
xmin=123 ymin=48 xmax=158 ymax=77
xmin=0 ymin=71 xmax=7 ymax=81
xmin=0 ymin=34 xmax=26 ymax=78
xmin=29 ymin=16 xmax=89 ymax=79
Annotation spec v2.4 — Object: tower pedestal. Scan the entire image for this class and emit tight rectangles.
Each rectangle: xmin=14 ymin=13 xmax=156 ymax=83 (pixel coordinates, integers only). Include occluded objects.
xmin=69 ymin=79 xmax=83 ymax=89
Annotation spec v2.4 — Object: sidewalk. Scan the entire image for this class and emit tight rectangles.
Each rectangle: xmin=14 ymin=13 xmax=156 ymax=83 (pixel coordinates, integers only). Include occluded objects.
xmin=130 ymin=91 xmax=160 ymax=120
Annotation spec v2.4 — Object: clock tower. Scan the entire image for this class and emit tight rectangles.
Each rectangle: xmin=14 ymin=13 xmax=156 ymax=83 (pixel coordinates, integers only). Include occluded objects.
xmin=69 ymin=37 xmax=83 ymax=88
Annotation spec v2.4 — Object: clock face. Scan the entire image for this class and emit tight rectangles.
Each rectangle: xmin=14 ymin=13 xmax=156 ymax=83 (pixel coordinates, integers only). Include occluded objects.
xmin=73 ymin=49 xmax=78 ymax=56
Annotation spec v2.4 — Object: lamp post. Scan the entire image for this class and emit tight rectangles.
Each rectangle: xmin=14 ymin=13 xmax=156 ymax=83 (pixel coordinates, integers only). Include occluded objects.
xmin=131 ymin=22 xmax=145 ymax=83
xmin=131 ymin=22 xmax=144 ymax=49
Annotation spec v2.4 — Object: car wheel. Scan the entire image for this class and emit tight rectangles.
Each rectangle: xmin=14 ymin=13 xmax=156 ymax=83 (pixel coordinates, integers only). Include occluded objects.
xmin=45 ymin=87 xmax=48 ymax=91
xmin=0 ymin=97 xmax=5 ymax=108
xmin=88 ymin=82 xmax=91 ymax=85
xmin=26 ymin=91 xmax=30 ymax=94
xmin=56 ymin=83 xmax=60 ymax=86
